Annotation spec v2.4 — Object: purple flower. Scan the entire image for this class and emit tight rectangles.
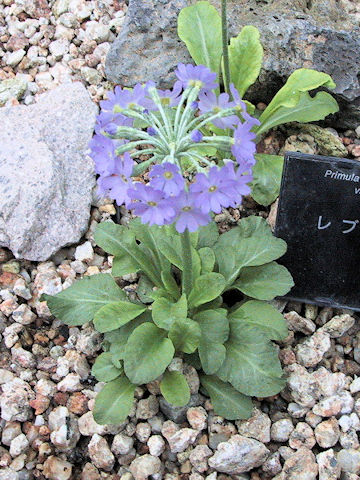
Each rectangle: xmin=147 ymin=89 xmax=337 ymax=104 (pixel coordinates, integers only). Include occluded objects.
xmin=231 ymin=121 xmax=257 ymax=165
xmin=149 ymin=162 xmax=185 ymax=196
xmin=100 ymin=83 xmax=154 ymax=113
xmin=97 ymin=152 xmax=134 ymax=205
xmin=190 ymin=166 xmax=237 ymax=214
xmin=221 ymin=162 xmax=252 ymax=205
xmin=230 ymin=84 xmax=260 ymax=127
xmin=128 ymin=183 xmax=176 ymax=226
xmin=191 ymin=130 xmax=203 ymax=143
xmin=95 ymin=112 xmax=133 ymax=136
xmin=198 ymin=91 xmax=238 ymax=129
xmin=157 ymin=81 xmax=183 ymax=107
xmin=175 ymin=63 xmax=218 ymax=91
xmin=147 ymin=127 xmax=157 ymax=136
xmin=89 ymin=134 xmax=118 ymax=177
xmin=171 ymin=192 xmax=211 ymax=233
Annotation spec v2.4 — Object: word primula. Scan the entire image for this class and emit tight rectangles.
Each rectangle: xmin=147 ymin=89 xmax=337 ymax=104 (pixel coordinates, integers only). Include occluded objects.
xmin=89 ymin=63 xmax=259 ymax=231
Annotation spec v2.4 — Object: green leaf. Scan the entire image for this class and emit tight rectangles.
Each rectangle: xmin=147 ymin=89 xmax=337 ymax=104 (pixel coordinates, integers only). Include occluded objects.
xmin=95 ymin=222 xmax=161 ymax=286
xmin=217 ymin=322 xmax=285 ymax=397
xmin=229 ymin=300 xmax=288 ymax=341
xmin=201 ymin=375 xmax=253 ymax=420
xmin=188 ymin=273 xmax=226 ymax=308
xmin=257 ymin=91 xmax=339 ymax=135
xmin=91 ymin=352 xmax=123 ymax=382
xmin=93 ymin=301 xmax=146 ymax=333
xmin=214 ymin=216 xmax=287 ymax=286
xmin=194 ymin=309 xmax=229 ymax=374
xmin=169 ymin=318 xmax=201 ymax=354
xmin=197 ymin=222 xmax=219 ymax=248
xmin=137 ymin=274 xmax=155 ymax=304
xmin=160 ymin=371 xmax=190 ymax=407
xmin=178 ymin=1 xmax=222 ymax=74
xmin=199 ymin=247 xmax=215 ymax=273
xmin=42 ymin=274 xmax=125 ymax=326
xmin=234 ymin=262 xmax=294 ymax=300
xmin=93 ymin=377 xmax=135 ymax=425
xmin=228 ymin=26 xmax=263 ymax=97
xmin=251 ymin=154 xmax=284 ymax=206
xmin=124 ymin=323 xmax=175 ymax=384
xmin=152 ymin=294 xmax=187 ymax=330
xmin=257 ymin=68 xmax=338 ymax=135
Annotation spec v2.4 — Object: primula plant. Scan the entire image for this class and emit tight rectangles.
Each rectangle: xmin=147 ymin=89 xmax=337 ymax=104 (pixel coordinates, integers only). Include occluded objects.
xmin=178 ymin=0 xmax=339 ymax=206
xmin=43 ymin=63 xmax=294 ymax=424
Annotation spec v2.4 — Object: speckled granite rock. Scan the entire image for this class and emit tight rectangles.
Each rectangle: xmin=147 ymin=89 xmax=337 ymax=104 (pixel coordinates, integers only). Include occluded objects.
xmin=0 ymin=82 xmax=97 ymax=261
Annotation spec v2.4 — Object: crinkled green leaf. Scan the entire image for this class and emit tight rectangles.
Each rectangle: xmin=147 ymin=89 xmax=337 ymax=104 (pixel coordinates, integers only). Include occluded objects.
xmin=217 ymin=322 xmax=285 ymax=397
xmin=257 ymin=68 xmax=338 ymax=135
xmin=42 ymin=274 xmax=125 ymax=326
xmin=257 ymin=90 xmax=339 ymax=135
xmin=194 ymin=309 xmax=229 ymax=374
xmin=124 ymin=323 xmax=175 ymax=384
xmin=201 ymin=375 xmax=253 ymax=420
xmin=91 ymin=352 xmax=123 ymax=382
xmin=178 ymin=1 xmax=222 ymax=74
xmin=95 ymin=222 xmax=162 ymax=286
xmin=229 ymin=300 xmax=288 ymax=341
xmin=160 ymin=370 xmax=190 ymax=407
xmin=251 ymin=154 xmax=284 ymax=206
xmin=93 ymin=301 xmax=146 ymax=333
xmin=228 ymin=26 xmax=263 ymax=97
xmin=197 ymin=222 xmax=219 ymax=248
xmin=234 ymin=262 xmax=294 ymax=300
xmin=198 ymin=247 xmax=215 ymax=273
xmin=188 ymin=273 xmax=226 ymax=308
xmin=136 ymin=274 xmax=155 ymax=304
xmin=214 ymin=216 xmax=287 ymax=286
xmin=93 ymin=377 xmax=135 ymax=425
xmin=152 ymin=294 xmax=187 ymax=330
xmin=169 ymin=317 xmax=201 ymax=354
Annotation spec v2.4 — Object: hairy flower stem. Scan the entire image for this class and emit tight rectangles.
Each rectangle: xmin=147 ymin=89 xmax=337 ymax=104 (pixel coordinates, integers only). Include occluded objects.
xmin=221 ymin=0 xmax=232 ymax=100
xmin=181 ymin=228 xmax=193 ymax=298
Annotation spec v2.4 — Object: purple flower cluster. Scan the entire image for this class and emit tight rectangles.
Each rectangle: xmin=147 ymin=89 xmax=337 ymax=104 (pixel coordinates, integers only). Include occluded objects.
xmin=89 ymin=63 xmax=260 ymax=233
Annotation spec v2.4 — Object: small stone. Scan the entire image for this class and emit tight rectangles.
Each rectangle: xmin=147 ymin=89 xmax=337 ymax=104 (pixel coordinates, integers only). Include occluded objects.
xmin=187 ymin=407 xmax=207 ymax=431
xmin=295 ymin=331 xmax=331 ymax=367
xmin=11 ymin=346 xmax=36 ymax=368
xmin=319 ymin=314 xmax=355 ymax=338
xmin=271 ymin=418 xmax=294 ymax=442
xmin=275 ymin=447 xmax=318 ymax=480
xmin=314 ymin=417 xmax=340 ymax=448
xmin=129 ymin=454 xmax=161 ymax=480
xmin=88 ymin=434 xmax=115 ymax=471
xmin=0 ymin=78 xmax=27 ymax=106
xmin=6 ymin=50 xmax=26 ymax=67
xmin=189 ymin=445 xmax=212 ymax=473
xmin=1 ymin=422 xmax=22 ymax=446
xmin=286 ymin=364 xmax=320 ymax=408
xmin=12 ymin=304 xmax=36 ymax=325
xmin=313 ymin=396 xmax=343 ymax=417
xmin=350 ymin=377 xmax=360 ymax=394
xmin=284 ymin=311 xmax=316 ymax=334
xmin=162 ymin=421 xmax=199 ymax=453
xmin=49 ymin=39 xmax=69 ymax=60
xmin=147 ymin=435 xmax=165 ymax=457
xmin=43 ymin=456 xmax=72 ymax=480
xmin=289 ymin=422 xmax=315 ymax=449
xmin=74 ymin=241 xmax=94 ymax=262
xmin=9 ymin=434 xmax=29 ymax=457
xmin=78 ymin=411 xmax=125 ymax=436
xmin=0 ymin=378 xmax=34 ymax=422
xmin=111 ymin=433 xmax=134 ymax=456
xmin=80 ymin=463 xmax=100 ymax=480
xmin=208 ymin=435 xmax=269 ymax=474
xmin=48 ymin=406 xmax=80 ymax=451
xmin=57 ymin=373 xmax=82 ymax=392
xmin=159 ymin=394 xmax=202 ymax=423
xmin=340 ymin=429 xmax=359 ymax=449
xmin=262 ymin=451 xmax=282 ymax=476
xmin=81 ymin=66 xmax=102 ymax=85
xmin=136 ymin=395 xmax=159 ymax=420
xmin=316 ymin=449 xmax=341 ymax=480
xmin=337 ymin=449 xmax=360 ymax=474
xmin=236 ymin=408 xmax=271 ymax=443
xmin=135 ymin=422 xmax=151 ymax=443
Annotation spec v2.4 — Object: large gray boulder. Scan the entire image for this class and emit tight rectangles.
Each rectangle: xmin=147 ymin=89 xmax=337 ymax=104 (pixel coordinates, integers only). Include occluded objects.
xmin=0 ymin=82 xmax=97 ymax=261
xmin=105 ymin=0 xmax=360 ymax=128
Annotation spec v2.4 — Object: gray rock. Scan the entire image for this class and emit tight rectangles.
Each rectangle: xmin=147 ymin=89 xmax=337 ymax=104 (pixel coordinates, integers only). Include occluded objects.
xmin=105 ymin=0 xmax=360 ymax=127
xmin=0 ymin=378 xmax=34 ymax=422
xmin=0 ymin=78 xmax=27 ymax=106
xmin=159 ymin=393 xmax=202 ymax=423
xmin=129 ymin=454 xmax=161 ymax=480
xmin=0 ymin=82 xmax=97 ymax=261
xmin=316 ymin=449 xmax=341 ymax=480
xmin=337 ymin=449 xmax=360 ymax=474
xmin=274 ymin=447 xmax=318 ymax=480
xmin=208 ymin=434 xmax=269 ymax=474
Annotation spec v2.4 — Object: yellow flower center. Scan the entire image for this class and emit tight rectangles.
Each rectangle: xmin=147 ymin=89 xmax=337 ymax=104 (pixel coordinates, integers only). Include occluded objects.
xmin=182 ymin=206 xmax=192 ymax=212
xmin=147 ymin=201 xmax=157 ymax=207
xmin=213 ymin=106 xmax=221 ymax=114
xmin=161 ymin=98 xmax=171 ymax=106
xmin=164 ymin=171 xmax=173 ymax=180
xmin=208 ymin=185 xmax=217 ymax=192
